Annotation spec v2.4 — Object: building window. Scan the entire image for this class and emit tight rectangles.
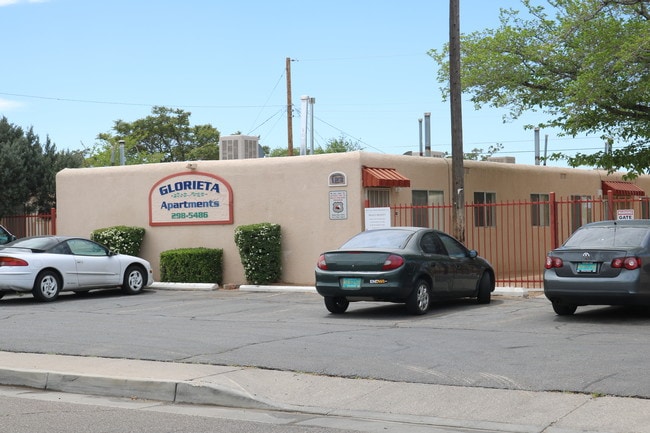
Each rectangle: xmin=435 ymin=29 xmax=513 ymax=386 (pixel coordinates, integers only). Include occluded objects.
xmin=571 ymin=195 xmax=592 ymax=232
xmin=367 ymin=189 xmax=390 ymax=208
xmin=411 ymin=190 xmax=445 ymax=230
xmin=474 ymin=192 xmax=496 ymax=227
xmin=531 ymin=193 xmax=550 ymax=226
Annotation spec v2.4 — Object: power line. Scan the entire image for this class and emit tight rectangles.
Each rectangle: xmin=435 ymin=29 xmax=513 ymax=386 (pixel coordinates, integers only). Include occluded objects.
xmin=0 ymin=91 xmax=283 ymax=110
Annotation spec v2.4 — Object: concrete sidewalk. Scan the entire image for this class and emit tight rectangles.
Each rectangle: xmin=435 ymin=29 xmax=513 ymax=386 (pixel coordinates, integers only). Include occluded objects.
xmin=0 ymin=350 xmax=648 ymax=433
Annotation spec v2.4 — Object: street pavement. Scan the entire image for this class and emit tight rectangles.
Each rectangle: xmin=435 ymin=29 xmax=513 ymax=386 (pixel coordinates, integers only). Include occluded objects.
xmin=1 ymin=284 xmax=649 ymax=433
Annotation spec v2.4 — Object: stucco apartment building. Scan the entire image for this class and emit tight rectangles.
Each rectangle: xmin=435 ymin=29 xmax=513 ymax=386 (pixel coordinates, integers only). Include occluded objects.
xmin=56 ymin=151 xmax=650 ymax=286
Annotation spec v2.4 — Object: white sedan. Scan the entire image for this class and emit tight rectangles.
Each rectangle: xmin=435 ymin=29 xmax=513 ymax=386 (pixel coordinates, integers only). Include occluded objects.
xmin=0 ymin=236 xmax=154 ymax=302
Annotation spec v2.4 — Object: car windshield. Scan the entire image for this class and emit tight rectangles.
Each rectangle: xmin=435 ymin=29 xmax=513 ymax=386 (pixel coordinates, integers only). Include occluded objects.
xmin=340 ymin=229 xmax=414 ymax=249
xmin=564 ymin=226 xmax=650 ymax=248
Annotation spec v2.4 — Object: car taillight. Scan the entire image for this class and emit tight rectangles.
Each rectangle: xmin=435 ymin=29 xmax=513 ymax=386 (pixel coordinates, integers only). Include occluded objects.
xmin=0 ymin=257 xmax=28 ymax=267
xmin=611 ymin=257 xmax=641 ymax=270
xmin=382 ymin=254 xmax=404 ymax=271
xmin=545 ymin=256 xmax=563 ymax=269
xmin=317 ymin=254 xmax=328 ymax=270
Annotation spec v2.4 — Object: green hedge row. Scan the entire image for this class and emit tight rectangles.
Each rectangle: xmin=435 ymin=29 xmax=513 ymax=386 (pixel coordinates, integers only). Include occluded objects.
xmin=91 ymin=223 xmax=282 ymax=285
xmin=160 ymin=247 xmax=223 ymax=284
xmin=90 ymin=225 xmax=145 ymax=256
xmin=234 ymin=223 xmax=282 ymax=284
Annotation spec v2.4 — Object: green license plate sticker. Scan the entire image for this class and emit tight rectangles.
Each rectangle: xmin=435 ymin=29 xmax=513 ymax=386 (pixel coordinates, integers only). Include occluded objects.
xmin=577 ymin=262 xmax=597 ymax=273
xmin=341 ymin=278 xmax=362 ymax=289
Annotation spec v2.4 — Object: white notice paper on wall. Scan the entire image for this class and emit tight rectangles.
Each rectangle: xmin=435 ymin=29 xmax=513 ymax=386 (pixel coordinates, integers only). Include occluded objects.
xmin=364 ymin=207 xmax=391 ymax=230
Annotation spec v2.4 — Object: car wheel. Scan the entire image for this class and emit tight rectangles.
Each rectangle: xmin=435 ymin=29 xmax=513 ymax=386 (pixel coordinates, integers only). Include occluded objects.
xmin=406 ymin=279 xmax=431 ymax=315
xmin=122 ymin=265 xmax=146 ymax=295
xmin=477 ymin=272 xmax=492 ymax=304
xmin=552 ymin=301 xmax=577 ymax=316
xmin=32 ymin=270 xmax=61 ymax=302
xmin=324 ymin=296 xmax=349 ymax=314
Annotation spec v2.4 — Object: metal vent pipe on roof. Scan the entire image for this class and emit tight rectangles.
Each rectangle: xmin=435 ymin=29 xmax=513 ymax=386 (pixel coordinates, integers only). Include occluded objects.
xmin=418 ymin=118 xmax=423 ymax=156
xmin=534 ymin=128 xmax=540 ymax=166
xmin=424 ymin=112 xmax=431 ymax=157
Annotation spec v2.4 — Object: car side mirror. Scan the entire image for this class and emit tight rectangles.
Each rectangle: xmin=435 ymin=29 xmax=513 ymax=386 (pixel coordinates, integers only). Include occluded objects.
xmin=468 ymin=250 xmax=478 ymax=258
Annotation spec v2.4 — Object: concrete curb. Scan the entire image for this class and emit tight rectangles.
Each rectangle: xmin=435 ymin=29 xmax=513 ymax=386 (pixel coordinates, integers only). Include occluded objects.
xmin=239 ymin=284 xmax=533 ymax=297
xmin=0 ymin=366 xmax=275 ymax=410
xmin=151 ymin=282 xmax=536 ymax=298
xmin=149 ymin=282 xmax=219 ymax=291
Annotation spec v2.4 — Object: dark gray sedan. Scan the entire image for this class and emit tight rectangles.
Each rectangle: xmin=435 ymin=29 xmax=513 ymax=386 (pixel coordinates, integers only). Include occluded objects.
xmin=314 ymin=227 xmax=495 ymax=315
xmin=544 ymin=219 xmax=650 ymax=315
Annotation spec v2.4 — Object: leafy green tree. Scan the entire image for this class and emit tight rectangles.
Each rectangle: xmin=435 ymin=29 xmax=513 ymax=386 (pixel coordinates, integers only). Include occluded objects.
xmin=429 ymin=0 xmax=650 ymax=177
xmin=464 ymin=143 xmax=504 ymax=161
xmin=0 ymin=117 xmax=83 ymax=217
xmin=86 ymin=106 xmax=220 ymax=166
xmin=315 ymin=136 xmax=362 ymax=154
xmin=268 ymin=135 xmax=362 ymax=156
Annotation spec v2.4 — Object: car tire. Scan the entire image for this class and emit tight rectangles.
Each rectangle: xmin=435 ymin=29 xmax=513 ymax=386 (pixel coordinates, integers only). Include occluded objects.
xmin=324 ymin=296 xmax=349 ymax=314
xmin=406 ymin=278 xmax=431 ymax=315
xmin=552 ymin=301 xmax=577 ymax=316
xmin=122 ymin=265 xmax=146 ymax=295
xmin=477 ymin=273 xmax=492 ymax=304
xmin=32 ymin=270 xmax=61 ymax=302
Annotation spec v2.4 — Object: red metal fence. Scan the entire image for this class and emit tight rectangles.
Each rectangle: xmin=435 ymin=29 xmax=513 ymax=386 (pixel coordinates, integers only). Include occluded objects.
xmin=0 ymin=208 xmax=56 ymax=239
xmin=5 ymin=198 xmax=648 ymax=289
xmin=388 ymin=192 xmax=649 ymax=289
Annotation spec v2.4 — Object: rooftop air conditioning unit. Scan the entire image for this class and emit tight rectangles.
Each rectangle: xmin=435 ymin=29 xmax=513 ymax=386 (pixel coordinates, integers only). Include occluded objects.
xmin=219 ymin=135 xmax=263 ymax=160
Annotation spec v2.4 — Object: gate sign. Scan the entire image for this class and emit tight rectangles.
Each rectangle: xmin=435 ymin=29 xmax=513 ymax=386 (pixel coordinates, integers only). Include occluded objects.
xmin=149 ymin=172 xmax=233 ymax=226
xmin=616 ymin=209 xmax=634 ymax=220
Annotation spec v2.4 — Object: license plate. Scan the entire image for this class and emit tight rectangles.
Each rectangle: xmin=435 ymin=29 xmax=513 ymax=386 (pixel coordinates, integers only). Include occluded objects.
xmin=577 ymin=262 xmax=597 ymax=273
xmin=340 ymin=278 xmax=362 ymax=289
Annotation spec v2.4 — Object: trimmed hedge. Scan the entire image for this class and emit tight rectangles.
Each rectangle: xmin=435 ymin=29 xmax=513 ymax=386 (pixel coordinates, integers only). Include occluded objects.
xmin=90 ymin=226 xmax=145 ymax=256
xmin=234 ymin=223 xmax=281 ymax=284
xmin=160 ymin=248 xmax=223 ymax=284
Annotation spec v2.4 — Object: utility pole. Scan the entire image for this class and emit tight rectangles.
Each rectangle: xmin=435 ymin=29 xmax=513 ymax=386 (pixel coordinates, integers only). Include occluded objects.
xmin=286 ymin=57 xmax=294 ymax=156
xmin=449 ymin=0 xmax=465 ymax=243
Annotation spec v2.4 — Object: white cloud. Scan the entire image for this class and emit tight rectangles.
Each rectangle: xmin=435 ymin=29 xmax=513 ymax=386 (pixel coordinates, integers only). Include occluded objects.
xmin=0 ymin=98 xmax=23 ymax=110
xmin=0 ymin=0 xmax=48 ymax=6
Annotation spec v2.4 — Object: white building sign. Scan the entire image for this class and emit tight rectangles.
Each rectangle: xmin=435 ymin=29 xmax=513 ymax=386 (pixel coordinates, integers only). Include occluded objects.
xmin=617 ymin=209 xmax=634 ymax=220
xmin=329 ymin=190 xmax=348 ymax=220
xmin=149 ymin=172 xmax=233 ymax=226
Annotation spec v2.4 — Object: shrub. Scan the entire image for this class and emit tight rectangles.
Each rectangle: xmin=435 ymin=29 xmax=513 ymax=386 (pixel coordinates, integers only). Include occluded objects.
xmin=91 ymin=226 xmax=145 ymax=256
xmin=159 ymin=248 xmax=223 ymax=284
xmin=234 ymin=223 xmax=281 ymax=284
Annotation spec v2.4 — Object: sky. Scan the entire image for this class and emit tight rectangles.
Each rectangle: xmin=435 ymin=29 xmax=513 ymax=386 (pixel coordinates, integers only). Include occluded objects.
xmin=0 ymin=0 xmax=606 ymax=166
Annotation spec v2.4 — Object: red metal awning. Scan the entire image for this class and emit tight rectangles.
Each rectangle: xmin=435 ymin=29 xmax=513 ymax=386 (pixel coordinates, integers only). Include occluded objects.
xmin=362 ymin=166 xmax=411 ymax=188
xmin=601 ymin=180 xmax=646 ymax=196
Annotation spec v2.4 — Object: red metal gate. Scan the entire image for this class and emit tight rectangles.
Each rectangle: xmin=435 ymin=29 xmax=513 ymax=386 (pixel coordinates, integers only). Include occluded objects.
xmin=0 ymin=208 xmax=56 ymax=238
xmin=388 ymin=192 xmax=648 ymax=289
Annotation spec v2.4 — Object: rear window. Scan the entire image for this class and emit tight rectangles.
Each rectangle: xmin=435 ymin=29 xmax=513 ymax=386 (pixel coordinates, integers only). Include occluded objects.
xmin=4 ymin=237 xmax=60 ymax=251
xmin=564 ymin=226 xmax=650 ymax=248
xmin=341 ymin=229 xmax=414 ymax=249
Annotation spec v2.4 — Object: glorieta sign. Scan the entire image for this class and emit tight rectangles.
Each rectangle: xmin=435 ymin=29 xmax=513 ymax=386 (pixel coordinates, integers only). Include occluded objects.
xmin=149 ymin=172 xmax=233 ymax=226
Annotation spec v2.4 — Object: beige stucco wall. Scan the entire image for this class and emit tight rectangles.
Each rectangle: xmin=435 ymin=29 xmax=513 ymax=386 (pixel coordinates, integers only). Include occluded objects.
xmin=57 ymin=152 xmax=370 ymax=285
xmin=56 ymin=151 xmax=650 ymax=285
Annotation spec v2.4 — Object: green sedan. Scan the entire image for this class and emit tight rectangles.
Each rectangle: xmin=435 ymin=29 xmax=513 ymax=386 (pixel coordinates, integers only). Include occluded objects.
xmin=315 ymin=227 xmax=495 ymax=315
